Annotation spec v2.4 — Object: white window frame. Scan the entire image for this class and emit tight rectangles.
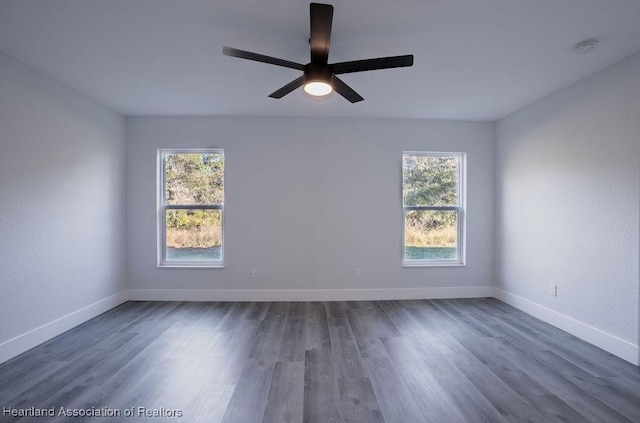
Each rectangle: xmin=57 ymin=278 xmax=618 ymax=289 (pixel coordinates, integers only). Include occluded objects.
xmin=157 ymin=148 xmax=224 ymax=268
xmin=402 ymin=151 xmax=466 ymax=267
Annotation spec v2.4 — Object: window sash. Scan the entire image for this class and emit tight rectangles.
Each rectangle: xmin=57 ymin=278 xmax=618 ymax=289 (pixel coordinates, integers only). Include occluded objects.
xmin=158 ymin=149 xmax=224 ymax=267
xmin=402 ymin=208 xmax=463 ymax=264
xmin=160 ymin=206 xmax=224 ymax=265
xmin=402 ymin=152 xmax=465 ymax=266
xmin=402 ymin=151 xmax=462 ymax=208
xmin=403 ymin=205 xmax=459 ymax=211
xmin=161 ymin=204 xmax=223 ymax=210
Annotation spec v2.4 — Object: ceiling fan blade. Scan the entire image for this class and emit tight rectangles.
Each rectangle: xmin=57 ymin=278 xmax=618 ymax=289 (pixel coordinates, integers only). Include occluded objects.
xmin=268 ymin=76 xmax=305 ymax=99
xmin=223 ymin=46 xmax=304 ymax=70
xmin=332 ymin=76 xmax=364 ymax=103
xmin=332 ymin=55 xmax=414 ymax=74
xmin=309 ymin=3 xmax=333 ymax=64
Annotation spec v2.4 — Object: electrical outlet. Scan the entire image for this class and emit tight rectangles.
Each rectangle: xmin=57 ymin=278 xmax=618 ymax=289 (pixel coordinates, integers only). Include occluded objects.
xmin=355 ymin=267 xmax=362 ymax=278
xmin=549 ymin=283 xmax=557 ymax=297
xmin=251 ymin=268 xmax=259 ymax=279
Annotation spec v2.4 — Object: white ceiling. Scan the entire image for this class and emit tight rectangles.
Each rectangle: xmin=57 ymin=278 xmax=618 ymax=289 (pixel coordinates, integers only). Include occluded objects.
xmin=1 ymin=0 xmax=639 ymax=121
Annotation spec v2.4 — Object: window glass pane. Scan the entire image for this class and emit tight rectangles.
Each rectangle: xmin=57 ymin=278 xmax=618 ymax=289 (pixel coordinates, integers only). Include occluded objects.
xmin=165 ymin=209 xmax=222 ymax=262
xmin=404 ymin=210 xmax=457 ymax=260
xmin=403 ymin=155 xmax=458 ymax=206
xmin=164 ymin=153 xmax=224 ymax=205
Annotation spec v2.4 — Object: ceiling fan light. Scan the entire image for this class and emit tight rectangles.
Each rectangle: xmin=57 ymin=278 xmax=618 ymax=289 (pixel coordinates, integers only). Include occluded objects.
xmin=304 ymin=81 xmax=333 ymax=96
xmin=303 ymin=64 xmax=333 ymax=97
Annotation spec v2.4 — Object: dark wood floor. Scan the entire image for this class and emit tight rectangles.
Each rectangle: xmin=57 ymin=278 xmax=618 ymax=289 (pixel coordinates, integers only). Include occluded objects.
xmin=1 ymin=299 xmax=639 ymax=423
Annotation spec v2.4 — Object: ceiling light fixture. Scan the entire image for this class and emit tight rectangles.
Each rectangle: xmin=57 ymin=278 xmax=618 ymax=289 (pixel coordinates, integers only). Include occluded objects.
xmin=304 ymin=81 xmax=332 ymax=96
xmin=303 ymin=64 xmax=333 ymax=97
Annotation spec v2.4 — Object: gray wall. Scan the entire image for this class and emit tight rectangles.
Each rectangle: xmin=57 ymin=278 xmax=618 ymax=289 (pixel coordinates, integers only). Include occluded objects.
xmin=0 ymin=53 xmax=126 ymax=345
xmin=496 ymin=52 xmax=640 ymax=356
xmin=126 ymin=117 xmax=495 ymax=295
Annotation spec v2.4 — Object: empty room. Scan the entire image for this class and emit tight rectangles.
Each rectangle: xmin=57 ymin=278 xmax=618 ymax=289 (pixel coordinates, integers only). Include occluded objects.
xmin=0 ymin=0 xmax=639 ymax=422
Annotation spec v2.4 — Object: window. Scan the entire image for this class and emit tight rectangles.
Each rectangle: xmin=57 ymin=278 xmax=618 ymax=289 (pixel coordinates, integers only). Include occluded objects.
xmin=158 ymin=149 xmax=224 ymax=267
xmin=402 ymin=152 xmax=465 ymax=266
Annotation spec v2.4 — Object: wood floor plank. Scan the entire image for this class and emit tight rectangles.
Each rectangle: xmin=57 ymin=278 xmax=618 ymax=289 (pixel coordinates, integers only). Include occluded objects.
xmin=217 ymin=302 xmax=267 ymax=332
xmin=376 ymin=300 xmax=428 ymax=338
xmin=381 ymin=336 xmax=467 ymax=423
xmin=328 ymin=316 xmax=368 ymax=379
xmin=303 ymin=348 xmax=343 ymax=423
xmin=248 ymin=303 xmax=288 ymax=361
xmin=262 ymin=361 xmax=304 ymax=423
xmin=345 ymin=301 xmax=400 ymax=358
xmin=336 ymin=377 xmax=384 ymax=423
xmin=363 ymin=357 xmax=425 ymax=423
xmin=278 ymin=316 xmax=305 ymax=362
xmin=302 ymin=302 xmax=331 ymax=350
xmin=220 ymin=358 xmax=275 ymax=423
xmin=216 ymin=319 xmax=261 ymax=385
xmin=186 ymin=382 xmax=236 ymax=423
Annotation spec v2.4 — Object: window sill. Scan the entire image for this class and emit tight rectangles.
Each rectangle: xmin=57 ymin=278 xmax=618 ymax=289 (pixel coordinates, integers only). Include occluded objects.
xmin=402 ymin=261 xmax=465 ymax=268
xmin=158 ymin=262 xmax=224 ymax=269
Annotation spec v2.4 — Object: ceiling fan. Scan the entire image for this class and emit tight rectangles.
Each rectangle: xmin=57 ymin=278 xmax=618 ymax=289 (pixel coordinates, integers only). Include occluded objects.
xmin=223 ymin=3 xmax=414 ymax=103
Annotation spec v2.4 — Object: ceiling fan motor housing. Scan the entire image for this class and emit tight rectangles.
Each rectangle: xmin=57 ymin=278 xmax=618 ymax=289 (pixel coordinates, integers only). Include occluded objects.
xmin=304 ymin=64 xmax=333 ymax=85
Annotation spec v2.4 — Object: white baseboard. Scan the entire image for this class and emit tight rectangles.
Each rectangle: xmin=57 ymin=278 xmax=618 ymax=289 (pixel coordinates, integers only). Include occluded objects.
xmin=0 ymin=291 xmax=129 ymax=365
xmin=127 ymin=285 xmax=494 ymax=302
xmin=494 ymin=288 xmax=639 ymax=366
